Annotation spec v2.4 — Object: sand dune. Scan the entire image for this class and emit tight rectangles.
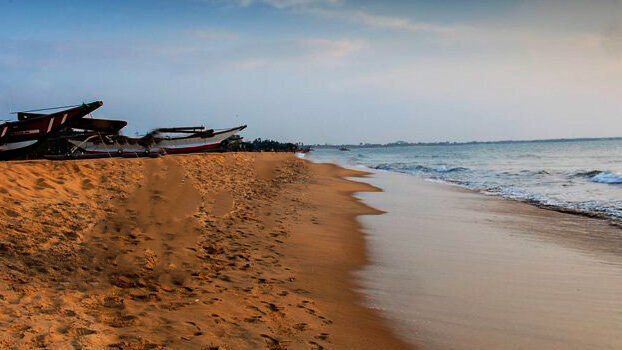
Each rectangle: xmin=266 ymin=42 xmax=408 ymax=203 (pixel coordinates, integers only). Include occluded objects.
xmin=0 ymin=154 xmax=410 ymax=349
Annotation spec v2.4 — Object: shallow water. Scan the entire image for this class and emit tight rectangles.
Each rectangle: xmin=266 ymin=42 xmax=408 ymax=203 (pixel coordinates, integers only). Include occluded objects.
xmin=353 ymin=171 xmax=622 ymax=350
xmin=309 ymin=144 xmax=622 ymax=349
xmin=310 ymin=140 xmax=622 ymax=220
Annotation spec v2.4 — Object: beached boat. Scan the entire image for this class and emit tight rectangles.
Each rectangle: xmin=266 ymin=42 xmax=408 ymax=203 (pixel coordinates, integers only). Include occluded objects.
xmin=70 ymin=125 xmax=247 ymax=156
xmin=0 ymin=101 xmax=103 ymax=160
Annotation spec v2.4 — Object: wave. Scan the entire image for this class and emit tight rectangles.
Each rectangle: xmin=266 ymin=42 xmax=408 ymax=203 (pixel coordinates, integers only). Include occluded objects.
xmin=572 ymin=170 xmax=603 ymax=178
xmin=371 ymin=163 xmax=468 ymax=174
xmin=309 ymin=145 xmax=622 ymax=223
xmin=366 ymin=163 xmax=622 ymax=221
xmin=448 ymin=182 xmax=622 ymax=221
xmin=590 ymin=172 xmax=622 ymax=184
xmin=572 ymin=170 xmax=622 ymax=184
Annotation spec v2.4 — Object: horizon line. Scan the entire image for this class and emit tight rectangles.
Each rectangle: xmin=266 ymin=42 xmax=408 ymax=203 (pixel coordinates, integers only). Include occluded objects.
xmin=308 ymin=136 xmax=622 ymax=147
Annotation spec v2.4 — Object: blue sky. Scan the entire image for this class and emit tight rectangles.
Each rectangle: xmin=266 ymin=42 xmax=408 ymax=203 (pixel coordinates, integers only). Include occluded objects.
xmin=1 ymin=0 xmax=621 ymax=143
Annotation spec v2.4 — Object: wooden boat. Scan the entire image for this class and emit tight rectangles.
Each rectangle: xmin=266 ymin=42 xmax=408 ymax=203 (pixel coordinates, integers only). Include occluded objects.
xmin=70 ymin=125 xmax=247 ymax=156
xmin=0 ymin=101 xmax=103 ymax=160
xmin=69 ymin=118 xmax=127 ymax=133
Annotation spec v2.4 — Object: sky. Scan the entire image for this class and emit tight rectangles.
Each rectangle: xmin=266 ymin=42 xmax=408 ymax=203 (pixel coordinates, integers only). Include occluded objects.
xmin=0 ymin=0 xmax=621 ymax=144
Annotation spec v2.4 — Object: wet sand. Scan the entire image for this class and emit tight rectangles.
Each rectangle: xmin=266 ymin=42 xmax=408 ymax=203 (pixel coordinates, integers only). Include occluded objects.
xmin=0 ymin=154 xmax=411 ymax=349
xmin=355 ymin=171 xmax=622 ymax=350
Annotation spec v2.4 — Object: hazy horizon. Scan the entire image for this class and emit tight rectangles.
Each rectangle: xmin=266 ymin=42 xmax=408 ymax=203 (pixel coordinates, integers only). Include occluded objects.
xmin=1 ymin=0 xmax=621 ymax=144
xmin=311 ymin=135 xmax=622 ymax=146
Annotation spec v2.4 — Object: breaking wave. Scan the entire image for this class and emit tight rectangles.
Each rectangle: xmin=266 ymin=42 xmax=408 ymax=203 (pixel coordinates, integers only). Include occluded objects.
xmin=367 ymin=164 xmax=622 ymax=219
xmin=371 ymin=163 xmax=468 ymax=174
xmin=590 ymin=172 xmax=622 ymax=184
xmin=572 ymin=170 xmax=603 ymax=178
xmin=309 ymin=139 xmax=622 ymax=222
xmin=573 ymin=170 xmax=622 ymax=184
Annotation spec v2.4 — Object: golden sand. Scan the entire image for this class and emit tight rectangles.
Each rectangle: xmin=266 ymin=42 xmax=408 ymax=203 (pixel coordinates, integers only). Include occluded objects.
xmin=0 ymin=153 xmax=410 ymax=349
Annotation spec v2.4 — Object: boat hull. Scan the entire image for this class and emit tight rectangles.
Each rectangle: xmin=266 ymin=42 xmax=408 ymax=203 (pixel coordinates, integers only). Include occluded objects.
xmin=71 ymin=125 xmax=246 ymax=156
xmin=0 ymin=140 xmax=41 ymax=160
xmin=0 ymin=101 xmax=103 ymax=160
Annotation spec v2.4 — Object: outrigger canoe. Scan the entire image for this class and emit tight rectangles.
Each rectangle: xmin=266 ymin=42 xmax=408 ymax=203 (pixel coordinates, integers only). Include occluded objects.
xmin=70 ymin=125 xmax=247 ymax=156
xmin=0 ymin=101 xmax=103 ymax=160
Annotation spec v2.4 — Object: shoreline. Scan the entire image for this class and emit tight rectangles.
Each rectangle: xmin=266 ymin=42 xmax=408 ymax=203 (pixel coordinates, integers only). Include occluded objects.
xmin=285 ymin=161 xmax=413 ymax=349
xmin=351 ymin=169 xmax=622 ymax=349
xmin=440 ymin=178 xmax=622 ymax=228
xmin=0 ymin=153 xmax=412 ymax=349
xmin=335 ymin=161 xmax=622 ymax=228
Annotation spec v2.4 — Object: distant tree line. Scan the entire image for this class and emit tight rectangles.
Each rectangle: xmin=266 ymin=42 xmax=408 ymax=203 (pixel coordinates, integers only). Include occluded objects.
xmin=309 ymin=136 xmax=622 ymax=149
xmin=227 ymin=138 xmax=309 ymax=153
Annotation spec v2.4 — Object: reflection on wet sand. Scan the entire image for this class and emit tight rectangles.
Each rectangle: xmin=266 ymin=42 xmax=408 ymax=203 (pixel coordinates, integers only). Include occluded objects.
xmin=356 ymin=172 xmax=622 ymax=350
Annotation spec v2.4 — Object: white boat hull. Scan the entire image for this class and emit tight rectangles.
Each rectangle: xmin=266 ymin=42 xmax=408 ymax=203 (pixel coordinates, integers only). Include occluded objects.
xmin=0 ymin=140 xmax=38 ymax=152
xmin=71 ymin=126 xmax=244 ymax=155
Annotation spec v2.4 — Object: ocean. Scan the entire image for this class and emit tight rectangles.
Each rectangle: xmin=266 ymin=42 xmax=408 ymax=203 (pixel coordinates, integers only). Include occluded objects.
xmin=308 ymin=140 xmax=622 ymax=350
xmin=310 ymin=139 xmax=622 ymax=221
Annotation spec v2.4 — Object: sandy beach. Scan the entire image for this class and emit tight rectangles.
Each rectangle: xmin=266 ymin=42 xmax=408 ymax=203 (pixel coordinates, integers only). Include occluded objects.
xmin=3 ymin=1 xmax=620 ymax=348
xmin=0 ymin=153 xmax=411 ymax=349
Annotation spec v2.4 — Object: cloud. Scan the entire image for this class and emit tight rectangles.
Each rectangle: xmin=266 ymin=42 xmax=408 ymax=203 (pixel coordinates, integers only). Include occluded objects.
xmin=299 ymin=38 xmax=366 ymax=58
xmin=602 ymin=21 xmax=622 ymax=58
xmin=216 ymin=0 xmax=474 ymax=34
xmin=232 ymin=58 xmax=268 ymax=70
xmin=230 ymin=0 xmax=342 ymax=9
xmin=0 ymin=35 xmax=366 ymax=75
xmin=228 ymin=38 xmax=366 ymax=70
xmin=188 ymin=28 xmax=239 ymax=41
xmin=308 ymin=8 xmax=473 ymax=34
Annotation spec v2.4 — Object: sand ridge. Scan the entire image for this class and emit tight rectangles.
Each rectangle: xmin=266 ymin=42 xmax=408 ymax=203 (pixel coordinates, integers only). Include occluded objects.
xmin=0 ymin=153 xmax=411 ymax=349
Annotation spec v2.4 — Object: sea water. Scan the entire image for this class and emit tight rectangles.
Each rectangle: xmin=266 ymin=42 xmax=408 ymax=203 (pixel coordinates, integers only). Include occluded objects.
xmin=309 ymin=140 xmax=622 ymax=349
xmin=310 ymin=139 xmax=622 ymax=221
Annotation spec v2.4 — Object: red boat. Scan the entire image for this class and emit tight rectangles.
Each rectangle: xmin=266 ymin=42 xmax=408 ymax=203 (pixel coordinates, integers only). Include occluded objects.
xmin=0 ymin=101 xmax=103 ymax=160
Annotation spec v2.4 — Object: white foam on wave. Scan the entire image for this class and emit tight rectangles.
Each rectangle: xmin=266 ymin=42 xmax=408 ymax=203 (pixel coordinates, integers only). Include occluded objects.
xmin=591 ymin=172 xmax=622 ymax=184
xmin=309 ymin=148 xmax=622 ymax=221
xmin=371 ymin=163 xmax=468 ymax=174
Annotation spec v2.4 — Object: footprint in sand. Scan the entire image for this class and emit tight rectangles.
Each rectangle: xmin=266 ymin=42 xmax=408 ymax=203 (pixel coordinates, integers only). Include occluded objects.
xmin=210 ymin=190 xmax=234 ymax=217
xmin=293 ymin=323 xmax=307 ymax=331
xmin=254 ymin=159 xmax=279 ymax=181
xmin=4 ymin=208 xmax=19 ymax=217
xmin=244 ymin=315 xmax=263 ymax=323
xmin=317 ymin=333 xmax=330 ymax=341
xmin=35 ymin=177 xmax=55 ymax=190
xmin=81 ymin=179 xmax=95 ymax=190
xmin=309 ymin=340 xmax=325 ymax=350
xmin=72 ymin=327 xmax=97 ymax=337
